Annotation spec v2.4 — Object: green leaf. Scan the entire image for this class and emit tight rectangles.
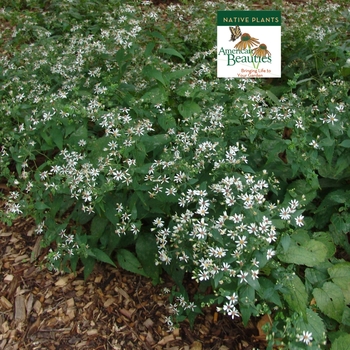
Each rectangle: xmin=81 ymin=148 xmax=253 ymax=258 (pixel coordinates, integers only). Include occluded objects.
xmin=81 ymin=256 xmax=95 ymax=280
xmin=158 ymin=114 xmax=176 ymax=131
xmin=265 ymin=90 xmax=280 ymax=105
xmin=68 ymin=124 xmax=87 ymax=145
xmin=116 ymin=249 xmax=148 ymax=277
xmin=328 ymin=262 xmax=350 ymax=304
xmin=258 ymin=277 xmax=282 ymax=307
xmin=278 ymin=239 xmax=328 ymax=267
xmin=141 ymin=134 xmax=169 ymax=153
xmin=312 ymin=232 xmax=336 ymax=259
xmin=143 ymin=65 xmax=167 ymax=86
xmin=331 ymin=334 xmax=350 ymax=350
xmin=166 ymin=68 xmax=193 ymax=80
xmin=211 ymin=228 xmax=224 ymax=246
xmin=89 ymin=248 xmax=116 ymax=267
xmin=178 ymin=101 xmax=201 ymax=119
xmin=141 ymin=86 xmax=168 ymax=104
xmin=305 ymin=266 xmax=330 ymax=288
xmin=103 ymin=194 xmax=118 ymax=225
xmin=90 ymin=216 xmax=109 ymax=245
xmin=149 ymin=30 xmax=166 ymax=41
xmin=144 ymin=42 xmax=155 ymax=57
xmin=339 ymin=140 xmax=350 ymax=148
xmin=35 ymin=201 xmax=50 ymax=210
xmin=282 ymin=274 xmax=308 ymax=314
xmin=159 ymin=47 xmax=185 ymax=61
xmin=136 ymin=233 xmax=160 ymax=284
xmin=239 ymin=284 xmax=256 ymax=326
xmin=341 ymin=306 xmax=350 ymax=326
xmin=313 ymin=282 xmax=345 ymax=322
xmin=295 ymin=308 xmax=326 ymax=345
xmin=51 ymin=126 xmax=63 ymax=150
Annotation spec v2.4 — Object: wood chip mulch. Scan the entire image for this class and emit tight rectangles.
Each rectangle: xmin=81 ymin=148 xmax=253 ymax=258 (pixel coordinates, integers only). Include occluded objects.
xmin=0 ymin=218 xmax=267 ymax=350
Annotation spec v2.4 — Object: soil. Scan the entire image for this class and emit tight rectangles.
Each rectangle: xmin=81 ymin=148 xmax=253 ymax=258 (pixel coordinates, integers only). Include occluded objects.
xmin=0 ymin=218 xmax=268 ymax=350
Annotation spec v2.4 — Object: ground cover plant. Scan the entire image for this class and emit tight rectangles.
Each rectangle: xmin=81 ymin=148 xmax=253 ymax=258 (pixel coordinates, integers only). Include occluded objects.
xmin=1 ymin=0 xmax=350 ymax=348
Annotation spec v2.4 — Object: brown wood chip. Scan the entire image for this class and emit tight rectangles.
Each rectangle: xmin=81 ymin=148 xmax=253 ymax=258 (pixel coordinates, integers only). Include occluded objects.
xmin=14 ymin=295 xmax=26 ymax=322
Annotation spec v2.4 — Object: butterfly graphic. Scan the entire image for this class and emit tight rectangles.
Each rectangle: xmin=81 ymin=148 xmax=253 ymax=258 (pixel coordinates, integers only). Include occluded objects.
xmin=229 ymin=26 xmax=242 ymax=42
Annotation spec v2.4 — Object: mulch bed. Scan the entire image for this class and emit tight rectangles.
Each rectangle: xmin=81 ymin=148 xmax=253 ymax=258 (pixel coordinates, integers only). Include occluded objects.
xmin=0 ymin=218 xmax=267 ymax=350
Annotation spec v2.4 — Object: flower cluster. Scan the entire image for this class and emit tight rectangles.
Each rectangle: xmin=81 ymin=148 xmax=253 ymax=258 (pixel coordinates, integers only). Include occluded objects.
xmin=152 ymin=138 xmax=305 ymax=320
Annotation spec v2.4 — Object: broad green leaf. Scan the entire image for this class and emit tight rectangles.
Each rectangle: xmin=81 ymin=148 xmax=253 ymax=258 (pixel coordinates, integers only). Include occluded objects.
xmin=331 ymin=334 xmax=350 ymax=350
xmin=335 ymin=153 xmax=350 ymax=178
xmin=278 ymin=239 xmax=328 ymax=267
xmin=136 ymin=233 xmax=160 ymax=283
xmin=115 ymin=48 xmax=126 ymax=64
xmin=239 ymin=284 xmax=256 ymax=325
xmin=159 ymin=47 xmax=185 ymax=61
xmin=166 ymin=68 xmax=193 ymax=80
xmin=312 ymin=232 xmax=336 ymax=258
xmin=68 ymin=124 xmax=87 ymax=145
xmin=149 ymin=30 xmax=166 ymax=41
xmin=178 ymin=101 xmax=201 ymax=119
xmin=210 ymin=228 xmax=224 ymax=246
xmin=144 ymin=42 xmax=155 ymax=57
xmin=143 ymin=65 xmax=167 ymax=86
xmin=141 ymin=134 xmax=169 ymax=153
xmin=99 ymin=224 xmax=121 ymax=256
xmin=328 ymin=262 xmax=350 ymax=304
xmin=141 ymin=86 xmax=168 ymax=104
xmin=313 ymin=282 xmax=345 ymax=322
xmin=90 ymin=247 xmax=116 ymax=267
xmin=35 ymin=201 xmax=50 ymax=210
xmin=265 ymin=90 xmax=280 ymax=105
xmin=68 ymin=10 xmax=83 ymax=20
xmin=51 ymin=127 xmax=63 ymax=150
xmin=294 ymin=308 xmax=326 ymax=345
xmin=81 ymin=256 xmax=96 ymax=280
xmin=117 ymin=249 xmax=148 ymax=277
xmin=162 ymin=260 xmax=185 ymax=287
xmin=90 ymin=215 xmax=109 ymax=245
xmin=339 ymin=140 xmax=350 ymax=148
xmin=258 ymin=277 xmax=282 ymax=307
xmin=134 ymin=142 xmax=147 ymax=164
xmin=282 ymin=274 xmax=308 ymax=314
xmin=158 ymin=114 xmax=176 ymax=131
xmin=342 ymin=306 xmax=350 ymax=326
xmin=305 ymin=266 xmax=329 ymax=287
xmin=40 ymin=130 xmax=53 ymax=148
xmin=103 ymin=194 xmax=119 ymax=225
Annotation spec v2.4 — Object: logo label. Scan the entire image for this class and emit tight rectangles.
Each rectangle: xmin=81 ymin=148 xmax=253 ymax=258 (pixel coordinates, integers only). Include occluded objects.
xmin=217 ymin=11 xmax=281 ymax=78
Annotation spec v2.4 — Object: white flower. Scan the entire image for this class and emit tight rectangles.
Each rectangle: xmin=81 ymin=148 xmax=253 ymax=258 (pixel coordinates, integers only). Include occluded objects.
xmin=251 ymin=269 xmax=259 ymax=280
xmin=153 ymin=217 xmax=164 ymax=228
xmin=226 ymin=293 xmax=238 ymax=304
xmin=295 ymin=215 xmax=304 ymax=227
xmin=235 ymin=235 xmax=247 ymax=249
xmin=266 ymin=249 xmax=276 ymax=260
xmin=198 ymin=270 xmax=210 ymax=281
xmin=279 ymin=207 xmax=291 ymax=220
xmin=297 ymin=331 xmax=313 ymax=345
xmin=237 ymin=270 xmax=248 ymax=283
xmin=326 ymin=113 xmax=338 ymax=125
xmin=309 ymin=140 xmax=320 ymax=149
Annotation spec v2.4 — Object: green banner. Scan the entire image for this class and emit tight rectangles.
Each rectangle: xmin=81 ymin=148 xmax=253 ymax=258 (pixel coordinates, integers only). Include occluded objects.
xmin=217 ymin=11 xmax=281 ymax=26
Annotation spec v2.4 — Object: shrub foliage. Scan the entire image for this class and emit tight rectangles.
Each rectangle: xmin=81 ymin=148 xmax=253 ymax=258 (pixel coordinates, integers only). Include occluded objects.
xmin=1 ymin=0 xmax=350 ymax=348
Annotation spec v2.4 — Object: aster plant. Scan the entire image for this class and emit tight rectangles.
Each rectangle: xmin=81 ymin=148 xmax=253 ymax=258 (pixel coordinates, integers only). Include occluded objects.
xmin=1 ymin=0 xmax=350 ymax=349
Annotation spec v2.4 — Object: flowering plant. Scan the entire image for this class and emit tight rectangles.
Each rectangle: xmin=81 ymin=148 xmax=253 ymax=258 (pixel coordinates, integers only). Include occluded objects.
xmin=1 ymin=0 xmax=350 ymax=349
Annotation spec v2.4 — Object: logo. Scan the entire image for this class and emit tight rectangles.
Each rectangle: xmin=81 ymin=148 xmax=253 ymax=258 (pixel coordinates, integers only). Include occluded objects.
xmin=217 ymin=11 xmax=281 ymax=78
